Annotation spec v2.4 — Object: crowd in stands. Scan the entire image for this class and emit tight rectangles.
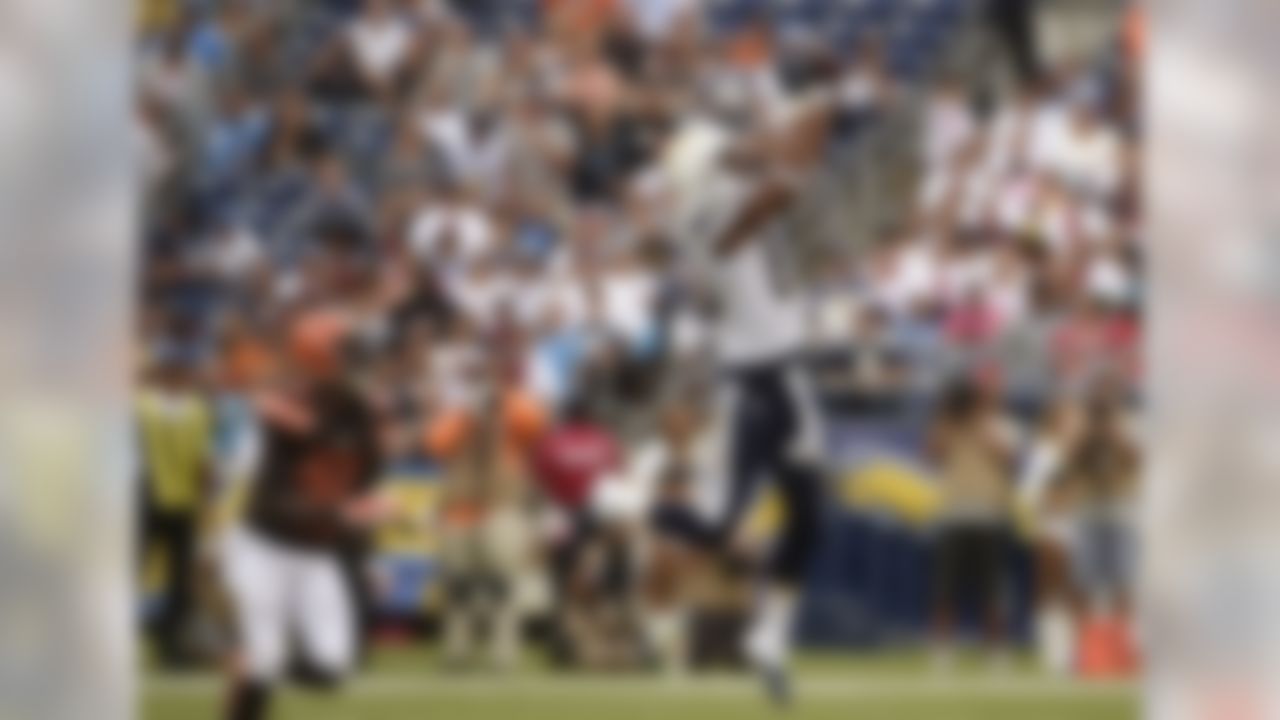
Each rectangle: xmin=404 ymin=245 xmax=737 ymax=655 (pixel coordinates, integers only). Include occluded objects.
xmin=135 ymin=0 xmax=1142 ymax=675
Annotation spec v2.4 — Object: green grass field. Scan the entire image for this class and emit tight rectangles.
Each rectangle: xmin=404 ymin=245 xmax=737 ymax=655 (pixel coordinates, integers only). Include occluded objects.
xmin=145 ymin=646 xmax=1138 ymax=719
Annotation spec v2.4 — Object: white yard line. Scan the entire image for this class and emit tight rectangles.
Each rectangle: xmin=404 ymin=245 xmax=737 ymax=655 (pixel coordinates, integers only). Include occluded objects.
xmin=148 ymin=674 xmax=1135 ymax=700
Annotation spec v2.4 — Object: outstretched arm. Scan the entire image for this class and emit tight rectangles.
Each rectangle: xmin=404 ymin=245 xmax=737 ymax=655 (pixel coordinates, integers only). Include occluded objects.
xmin=713 ymin=175 xmax=797 ymax=258
xmin=712 ymin=93 xmax=836 ymax=258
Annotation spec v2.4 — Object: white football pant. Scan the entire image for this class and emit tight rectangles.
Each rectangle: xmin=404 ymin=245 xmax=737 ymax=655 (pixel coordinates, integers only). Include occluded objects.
xmin=223 ymin=527 xmax=355 ymax=682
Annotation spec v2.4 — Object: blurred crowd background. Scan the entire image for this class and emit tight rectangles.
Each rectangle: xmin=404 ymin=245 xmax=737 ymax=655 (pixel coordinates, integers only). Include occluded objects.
xmin=133 ymin=0 xmax=1143 ymax=678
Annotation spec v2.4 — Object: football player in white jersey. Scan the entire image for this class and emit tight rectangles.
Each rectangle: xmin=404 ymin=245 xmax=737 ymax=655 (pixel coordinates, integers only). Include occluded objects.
xmin=660 ymin=93 xmax=836 ymax=704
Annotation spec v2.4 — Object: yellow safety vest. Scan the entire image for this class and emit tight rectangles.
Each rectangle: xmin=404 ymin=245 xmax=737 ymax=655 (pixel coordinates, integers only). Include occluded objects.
xmin=137 ymin=390 xmax=211 ymax=512
xmin=136 ymin=0 xmax=180 ymax=35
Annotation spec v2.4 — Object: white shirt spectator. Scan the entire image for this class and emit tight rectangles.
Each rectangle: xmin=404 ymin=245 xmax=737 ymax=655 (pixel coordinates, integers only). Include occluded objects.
xmin=982 ymin=101 xmax=1033 ymax=178
xmin=666 ymin=307 xmax=712 ymax=360
xmin=548 ymin=271 xmax=595 ymax=330
xmin=407 ymin=201 xmax=495 ymax=268
xmin=1057 ymin=115 xmax=1123 ymax=197
xmin=1025 ymin=101 xmax=1072 ymax=177
xmin=922 ymin=89 xmax=976 ymax=166
xmin=838 ymin=69 xmax=881 ymax=114
xmin=623 ymin=0 xmax=697 ymax=40
xmin=418 ymin=106 xmax=511 ymax=190
xmin=448 ymin=263 xmax=515 ymax=329
xmin=916 ymin=164 xmax=956 ymax=220
xmin=938 ymin=248 xmax=995 ymax=306
xmin=991 ymin=173 xmax=1039 ymax=235
xmin=874 ymin=241 xmax=941 ymax=316
xmin=1028 ymin=104 xmax=1122 ymax=197
xmin=814 ymin=291 xmax=861 ymax=346
xmin=917 ymin=158 xmax=998 ymax=229
xmin=458 ymin=122 xmax=511 ymax=192
xmin=985 ymin=253 xmax=1031 ymax=329
xmin=599 ymin=265 xmax=658 ymax=348
xmin=506 ymin=271 xmax=558 ymax=331
xmin=956 ymin=167 xmax=1002 ymax=228
xmin=1085 ymin=251 xmax=1136 ymax=306
xmin=1029 ymin=189 xmax=1114 ymax=256
xmin=202 ymin=225 xmax=265 ymax=284
xmin=138 ymin=51 xmax=210 ymax=119
xmin=418 ymin=105 xmax=467 ymax=163
xmin=347 ymin=9 xmax=414 ymax=86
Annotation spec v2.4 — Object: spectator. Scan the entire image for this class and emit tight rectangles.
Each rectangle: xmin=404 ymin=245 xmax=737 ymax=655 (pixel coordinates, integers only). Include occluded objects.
xmin=407 ymin=183 xmax=496 ymax=272
xmin=345 ymin=0 xmax=416 ymax=98
xmin=928 ymin=378 xmax=1017 ymax=670
xmin=631 ymin=397 xmax=720 ymax=673
xmin=275 ymin=152 xmax=373 ymax=262
xmin=1054 ymin=388 xmax=1140 ymax=621
xmin=1019 ymin=398 xmax=1085 ymax=675
xmin=132 ymin=0 xmax=1142 ymax=678
xmin=921 ymin=78 xmax=976 ymax=169
xmin=425 ymin=343 xmax=547 ymax=671
xmin=531 ymin=392 xmax=623 ymax=666
xmin=137 ymin=346 xmax=214 ymax=668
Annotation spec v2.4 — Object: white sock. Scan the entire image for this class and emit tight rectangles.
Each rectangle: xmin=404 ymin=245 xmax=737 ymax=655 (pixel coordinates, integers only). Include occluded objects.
xmin=746 ymin=587 xmax=798 ymax=667
xmin=444 ymin=608 xmax=471 ymax=665
xmin=644 ymin=609 xmax=687 ymax=675
xmin=489 ymin=601 xmax=519 ymax=671
xmin=1037 ymin=604 xmax=1074 ymax=676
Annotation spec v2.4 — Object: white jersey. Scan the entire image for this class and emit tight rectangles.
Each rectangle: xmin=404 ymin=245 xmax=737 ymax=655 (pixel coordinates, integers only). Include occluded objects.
xmin=673 ymin=163 xmax=808 ymax=368
xmin=715 ymin=238 xmax=807 ymax=365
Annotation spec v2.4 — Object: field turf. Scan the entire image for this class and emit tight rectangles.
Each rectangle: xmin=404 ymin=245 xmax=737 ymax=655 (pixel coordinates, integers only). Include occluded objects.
xmin=145 ymin=646 xmax=1138 ymax=719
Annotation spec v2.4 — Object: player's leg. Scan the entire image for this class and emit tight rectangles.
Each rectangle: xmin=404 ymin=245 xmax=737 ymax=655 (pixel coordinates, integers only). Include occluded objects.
xmin=1111 ymin=515 xmax=1136 ymax=619
xmin=748 ymin=456 xmax=823 ymax=660
xmin=736 ymin=367 xmax=824 ymax=705
xmin=746 ymin=474 xmax=825 ymax=699
xmin=640 ymin=531 xmax=693 ymax=675
xmin=223 ymin=529 xmax=290 ymax=720
xmin=768 ymin=468 xmax=823 ymax=585
xmin=484 ymin=507 xmax=526 ymax=672
xmin=294 ymin=550 xmax=356 ymax=689
xmin=338 ymin=543 xmax=375 ymax=668
xmin=718 ymin=375 xmax=769 ymax=558
xmin=546 ymin=515 xmax=587 ymax=667
xmin=771 ymin=364 xmax=827 ymax=589
xmin=164 ymin=511 xmax=199 ymax=664
xmin=930 ymin=525 xmax=966 ymax=670
xmin=760 ymin=367 xmax=826 ymax=583
xmin=1033 ymin=532 xmax=1077 ymax=675
xmin=441 ymin=523 xmax=479 ymax=669
xmin=974 ymin=526 xmax=1008 ymax=668
xmin=748 ymin=367 xmax=824 ymax=637
xmin=147 ymin=509 xmax=198 ymax=667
